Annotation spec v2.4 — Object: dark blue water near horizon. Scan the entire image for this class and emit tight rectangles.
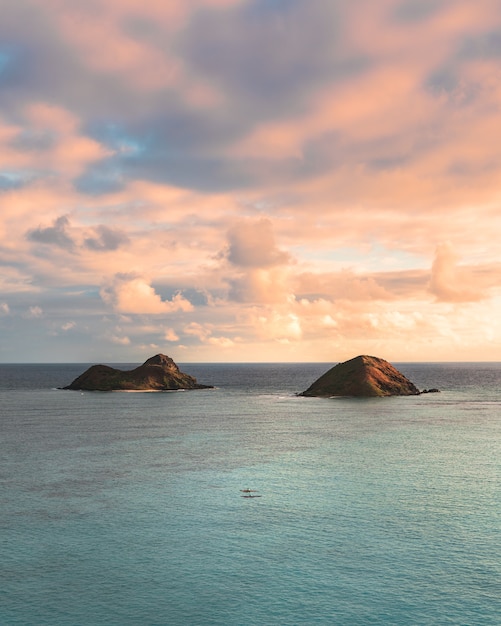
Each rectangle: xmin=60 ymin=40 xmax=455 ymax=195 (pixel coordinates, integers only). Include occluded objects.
xmin=1 ymin=362 xmax=500 ymax=625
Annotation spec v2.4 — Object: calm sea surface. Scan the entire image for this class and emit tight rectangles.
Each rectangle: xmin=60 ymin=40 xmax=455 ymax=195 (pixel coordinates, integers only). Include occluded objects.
xmin=1 ymin=362 xmax=500 ymax=625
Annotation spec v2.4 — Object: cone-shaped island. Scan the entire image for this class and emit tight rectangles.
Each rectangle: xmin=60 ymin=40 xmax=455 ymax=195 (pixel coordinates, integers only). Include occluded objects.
xmin=300 ymin=355 xmax=420 ymax=398
xmin=63 ymin=354 xmax=213 ymax=391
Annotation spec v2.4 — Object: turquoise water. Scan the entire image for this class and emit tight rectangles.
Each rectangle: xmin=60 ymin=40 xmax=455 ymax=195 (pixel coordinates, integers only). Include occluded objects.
xmin=1 ymin=363 xmax=500 ymax=625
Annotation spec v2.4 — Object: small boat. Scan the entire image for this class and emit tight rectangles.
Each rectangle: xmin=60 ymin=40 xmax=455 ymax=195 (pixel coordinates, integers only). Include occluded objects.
xmin=240 ymin=488 xmax=261 ymax=497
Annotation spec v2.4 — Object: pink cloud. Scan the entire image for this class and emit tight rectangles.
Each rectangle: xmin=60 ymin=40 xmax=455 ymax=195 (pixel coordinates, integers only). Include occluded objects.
xmin=100 ymin=274 xmax=194 ymax=314
xmin=0 ymin=104 xmax=109 ymax=177
xmin=183 ymin=322 xmax=212 ymax=341
xmin=226 ymin=218 xmax=291 ymax=268
xmin=32 ymin=0 xmax=243 ymax=95
xmin=3 ymin=0 xmax=501 ymax=362
xmin=107 ymin=334 xmax=131 ymax=346
xmin=294 ymin=270 xmax=393 ymax=302
xmin=228 ymin=268 xmax=292 ymax=305
xmin=250 ymin=308 xmax=303 ymax=343
xmin=430 ymin=242 xmax=485 ymax=302
xmin=164 ymin=328 xmax=180 ymax=342
xmin=207 ymin=336 xmax=235 ymax=347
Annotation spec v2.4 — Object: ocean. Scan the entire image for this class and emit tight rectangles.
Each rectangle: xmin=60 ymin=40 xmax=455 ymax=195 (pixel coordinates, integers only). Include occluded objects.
xmin=1 ymin=362 xmax=500 ymax=625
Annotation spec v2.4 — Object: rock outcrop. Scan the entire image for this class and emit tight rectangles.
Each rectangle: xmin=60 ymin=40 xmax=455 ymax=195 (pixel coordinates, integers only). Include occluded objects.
xmin=63 ymin=354 xmax=213 ymax=391
xmin=300 ymin=355 xmax=421 ymax=398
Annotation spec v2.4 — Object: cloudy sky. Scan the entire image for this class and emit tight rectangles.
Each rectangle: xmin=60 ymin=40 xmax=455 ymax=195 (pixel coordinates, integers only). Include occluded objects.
xmin=1 ymin=0 xmax=500 ymax=363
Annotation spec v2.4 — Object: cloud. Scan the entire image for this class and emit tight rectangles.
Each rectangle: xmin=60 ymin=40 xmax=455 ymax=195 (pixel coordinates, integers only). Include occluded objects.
xmin=180 ymin=0 xmax=364 ymax=112
xmin=2 ymin=0 xmax=497 ymax=204
xmin=25 ymin=305 xmax=43 ymax=318
xmin=2 ymin=0 xmax=501 ymax=362
xmin=164 ymin=328 xmax=179 ymax=342
xmin=228 ymin=268 xmax=292 ymax=304
xmin=109 ymin=334 xmax=131 ymax=345
xmin=0 ymin=170 xmax=34 ymax=190
xmin=294 ymin=269 xmax=393 ymax=302
xmin=226 ymin=217 xmax=291 ymax=268
xmin=27 ymin=215 xmax=75 ymax=250
xmin=181 ymin=321 xmax=235 ymax=348
xmin=429 ymin=242 xmax=483 ymax=302
xmin=183 ymin=322 xmax=212 ymax=341
xmin=84 ymin=225 xmax=129 ymax=251
xmin=1 ymin=1 xmax=358 ymax=195
xmin=207 ymin=336 xmax=235 ymax=348
xmin=252 ymin=309 xmax=303 ymax=343
xmin=100 ymin=274 xmax=194 ymax=314
xmin=221 ymin=217 xmax=295 ymax=304
xmin=0 ymin=302 xmax=10 ymax=315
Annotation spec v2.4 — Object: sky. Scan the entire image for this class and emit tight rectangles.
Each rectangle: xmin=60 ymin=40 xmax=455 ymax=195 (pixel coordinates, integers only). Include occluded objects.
xmin=1 ymin=0 xmax=501 ymax=363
